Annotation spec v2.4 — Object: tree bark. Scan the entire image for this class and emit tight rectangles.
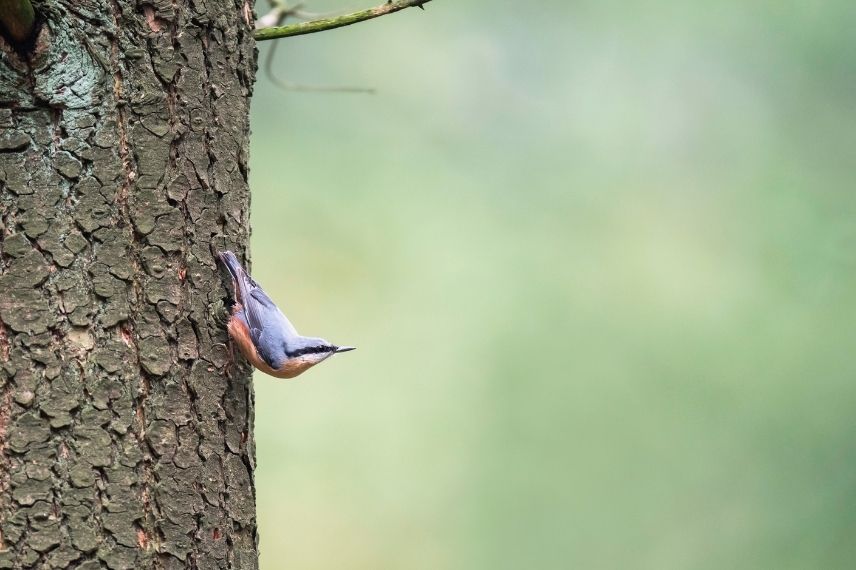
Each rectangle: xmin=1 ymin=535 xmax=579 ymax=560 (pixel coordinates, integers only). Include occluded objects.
xmin=0 ymin=1 xmax=258 ymax=568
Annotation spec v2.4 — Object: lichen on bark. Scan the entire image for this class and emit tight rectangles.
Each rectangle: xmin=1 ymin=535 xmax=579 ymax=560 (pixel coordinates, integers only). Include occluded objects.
xmin=0 ymin=1 xmax=258 ymax=568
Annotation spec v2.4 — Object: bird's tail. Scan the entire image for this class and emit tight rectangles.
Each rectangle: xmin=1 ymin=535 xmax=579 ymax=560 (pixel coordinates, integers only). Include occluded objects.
xmin=218 ymin=250 xmax=252 ymax=305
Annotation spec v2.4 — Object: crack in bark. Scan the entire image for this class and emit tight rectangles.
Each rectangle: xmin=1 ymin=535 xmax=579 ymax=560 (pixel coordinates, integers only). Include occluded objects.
xmin=108 ymin=1 xmax=165 ymax=565
xmin=0 ymin=390 xmax=11 ymax=550
xmin=200 ymin=25 xmax=237 ymax=570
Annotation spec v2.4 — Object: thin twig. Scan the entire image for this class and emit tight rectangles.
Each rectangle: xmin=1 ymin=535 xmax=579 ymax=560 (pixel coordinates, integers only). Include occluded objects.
xmin=264 ymin=39 xmax=376 ymax=94
xmin=254 ymin=0 xmax=431 ymax=42
xmin=255 ymin=0 xmax=302 ymax=30
xmin=0 ymin=0 xmax=36 ymax=44
xmin=257 ymin=0 xmax=376 ymax=93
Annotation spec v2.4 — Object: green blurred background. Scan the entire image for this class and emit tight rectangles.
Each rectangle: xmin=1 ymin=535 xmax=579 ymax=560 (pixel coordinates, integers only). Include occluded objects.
xmin=248 ymin=2 xmax=856 ymax=568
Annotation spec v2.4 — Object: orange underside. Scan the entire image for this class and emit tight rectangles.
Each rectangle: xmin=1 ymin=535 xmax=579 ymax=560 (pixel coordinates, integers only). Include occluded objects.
xmin=227 ymin=310 xmax=316 ymax=379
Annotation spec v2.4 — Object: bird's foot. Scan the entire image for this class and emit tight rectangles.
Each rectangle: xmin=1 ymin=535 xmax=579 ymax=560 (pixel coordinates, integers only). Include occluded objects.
xmin=215 ymin=341 xmax=237 ymax=379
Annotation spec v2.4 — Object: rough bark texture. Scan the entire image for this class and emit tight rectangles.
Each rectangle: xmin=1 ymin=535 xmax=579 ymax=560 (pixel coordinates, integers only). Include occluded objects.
xmin=0 ymin=0 xmax=258 ymax=568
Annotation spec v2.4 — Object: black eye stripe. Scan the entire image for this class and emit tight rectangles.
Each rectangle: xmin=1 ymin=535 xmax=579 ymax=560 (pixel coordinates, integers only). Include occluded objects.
xmin=286 ymin=345 xmax=331 ymax=358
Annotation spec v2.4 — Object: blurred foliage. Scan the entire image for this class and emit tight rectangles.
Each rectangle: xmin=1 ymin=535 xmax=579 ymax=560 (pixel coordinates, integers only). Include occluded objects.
xmin=248 ymin=1 xmax=856 ymax=568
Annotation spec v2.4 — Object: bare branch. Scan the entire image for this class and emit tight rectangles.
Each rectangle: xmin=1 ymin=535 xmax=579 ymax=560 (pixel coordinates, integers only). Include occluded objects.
xmin=254 ymin=0 xmax=431 ymax=42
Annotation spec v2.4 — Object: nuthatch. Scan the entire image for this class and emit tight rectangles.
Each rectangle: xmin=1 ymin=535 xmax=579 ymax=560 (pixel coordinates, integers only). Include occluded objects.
xmin=218 ymin=250 xmax=355 ymax=378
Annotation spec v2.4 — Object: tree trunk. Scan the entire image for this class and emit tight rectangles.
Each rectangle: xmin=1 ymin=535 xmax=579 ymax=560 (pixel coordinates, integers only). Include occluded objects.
xmin=0 ymin=1 xmax=258 ymax=568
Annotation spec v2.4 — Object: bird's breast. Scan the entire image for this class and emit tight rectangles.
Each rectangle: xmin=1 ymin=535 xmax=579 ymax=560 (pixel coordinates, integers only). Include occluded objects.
xmin=227 ymin=314 xmax=319 ymax=379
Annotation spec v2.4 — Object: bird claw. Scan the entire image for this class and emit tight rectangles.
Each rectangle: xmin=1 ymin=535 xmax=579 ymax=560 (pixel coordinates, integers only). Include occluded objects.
xmin=214 ymin=341 xmax=237 ymax=379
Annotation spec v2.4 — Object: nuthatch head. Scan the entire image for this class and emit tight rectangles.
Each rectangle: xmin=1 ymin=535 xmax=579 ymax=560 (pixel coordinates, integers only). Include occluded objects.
xmin=218 ymin=250 xmax=355 ymax=378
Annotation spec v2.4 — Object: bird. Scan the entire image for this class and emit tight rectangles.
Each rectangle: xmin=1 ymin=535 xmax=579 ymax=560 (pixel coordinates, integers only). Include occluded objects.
xmin=218 ymin=250 xmax=355 ymax=378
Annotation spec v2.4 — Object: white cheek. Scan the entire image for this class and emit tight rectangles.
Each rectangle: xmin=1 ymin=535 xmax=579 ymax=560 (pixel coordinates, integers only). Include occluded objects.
xmin=290 ymin=354 xmax=326 ymax=368
xmin=307 ymin=353 xmax=334 ymax=365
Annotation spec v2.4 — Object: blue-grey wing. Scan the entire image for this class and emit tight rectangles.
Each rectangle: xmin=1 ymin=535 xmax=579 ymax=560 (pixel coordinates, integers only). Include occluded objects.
xmin=219 ymin=251 xmax=299 ymax=368
xmin=247 ymin=287 xmax=298 ymax=335
xmin=254 ymin=328 xmax=283 ymax=369
xmin=244 ymin=287 xmax=299 ymax=368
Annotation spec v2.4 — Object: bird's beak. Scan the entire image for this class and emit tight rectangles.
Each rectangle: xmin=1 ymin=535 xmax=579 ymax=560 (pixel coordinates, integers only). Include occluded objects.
xmin=335 ymin=346 xmax=356 ymax=353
